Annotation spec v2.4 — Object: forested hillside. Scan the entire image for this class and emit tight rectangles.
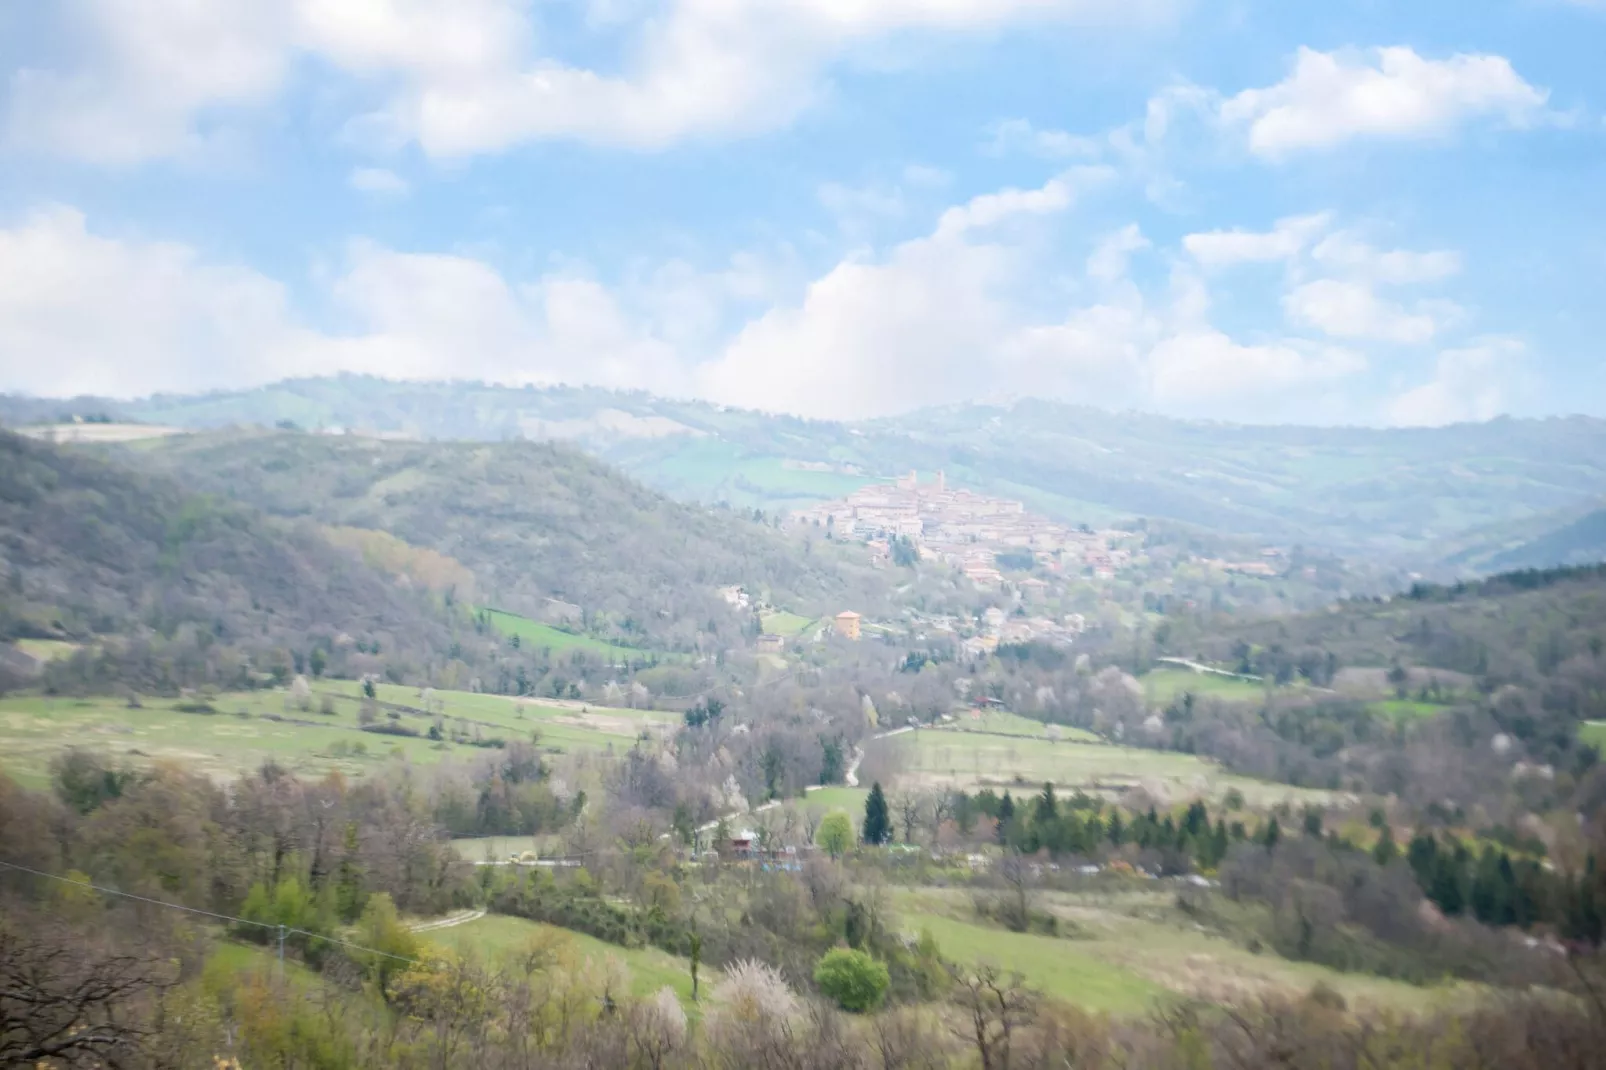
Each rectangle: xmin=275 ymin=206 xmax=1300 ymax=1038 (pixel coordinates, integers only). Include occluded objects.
xmin=8 ymin=376 xmax=1604 ymax=562
xmin=126 ymin=429 xmax=888 ymax=650
xmin=0 ymin=431 xmax=465 ymax=693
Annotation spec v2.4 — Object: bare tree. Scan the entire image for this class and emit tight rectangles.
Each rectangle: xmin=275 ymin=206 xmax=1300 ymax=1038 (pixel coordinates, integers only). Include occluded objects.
xmin=894 ymin=790 xmax=923 ymax=846
xmin=0 ymin=917 xmax=178 ymax=1069
xmin=948 ymin=964 xmax=1038 ymax=1070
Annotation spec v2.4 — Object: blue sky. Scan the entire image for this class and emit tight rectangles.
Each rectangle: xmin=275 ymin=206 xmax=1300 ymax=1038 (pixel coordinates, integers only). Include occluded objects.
xmin=0 ymin=0 xmax=1602 ymax=424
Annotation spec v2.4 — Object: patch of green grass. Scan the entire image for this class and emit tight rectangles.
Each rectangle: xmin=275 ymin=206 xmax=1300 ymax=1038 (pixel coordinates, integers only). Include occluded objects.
xmin=0 ymin=679 xmax=673 ymax=785
xmin=904 ymin=910 xmax=1165 ymax=1015
xmin=1582 ymin=722 xmax=1606 ymax=748
xmin=1142 ymin=668 xmax=1268 ymax=706
xmin=449 ymin=836 xmax=556 ymax=861
xmin=894 ymin=888 xmax=1461 ymax=1016
xmin=480 ymin=608 xmax=662 ymax=662
xmin=894 ymin=731 xmax=1332 ymax=807
xmin=802 ymin=786 xmax=869 ymax=813
xmin=942 ymin=710 xmax=1100 ymax=742
xmin=424 ymin=914 xmax=707 ymax=1004
xmin=760 ymin=610 xmax=817 ymax=637
xmin=14 ymin=639 xmax=80 ymax=662
xmin=1369 ymin=699 xmax=1448 ymax=720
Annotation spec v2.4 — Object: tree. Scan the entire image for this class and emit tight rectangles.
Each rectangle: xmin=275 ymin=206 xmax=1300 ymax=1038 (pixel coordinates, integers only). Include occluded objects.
xmin=819 ymin=811 xmax=854 ymax=860
xmin=814 ymin=948 xmax=890 ymax=1012
xmin=863 ymin=782 xmax=892 ymax=846
xmin=948 ymin=964 xmax=1038 ymax=1070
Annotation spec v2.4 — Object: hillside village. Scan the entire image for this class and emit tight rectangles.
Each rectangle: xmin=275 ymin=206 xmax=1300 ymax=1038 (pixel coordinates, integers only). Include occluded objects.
xmin=790 ymin=470 xmax=1135 ymax=584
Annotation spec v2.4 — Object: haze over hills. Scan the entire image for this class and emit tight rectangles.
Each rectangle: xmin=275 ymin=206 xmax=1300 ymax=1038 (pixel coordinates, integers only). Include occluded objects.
xmin=6 ymin=376 xmax=1606 ymax=567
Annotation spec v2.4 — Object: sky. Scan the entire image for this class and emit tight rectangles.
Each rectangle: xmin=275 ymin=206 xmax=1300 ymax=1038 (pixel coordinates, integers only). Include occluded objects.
xmin=0 ymin=1 xmax=1603 ymax=425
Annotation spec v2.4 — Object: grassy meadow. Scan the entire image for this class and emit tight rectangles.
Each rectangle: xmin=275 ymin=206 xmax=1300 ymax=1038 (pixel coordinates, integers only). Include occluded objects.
xmin=0 ymin=679 xmax=675 ymax=787
xmin=760 ymin=610 xmax=817 ymax=637
xmin=892 ymin=887 xmax=1462 ymax=1016
xmin=1141 ymin=667 xmax=1269 ymax=706
xmin=422 ymin=913 xmax=708 ymax=1004
xmin=480 ymin=608 xmax=665 ymax=662
xmin=941 ymin=709 xmax=1101 ymax=741
xmin=890 ymin=727 xmax=1333 ymax=807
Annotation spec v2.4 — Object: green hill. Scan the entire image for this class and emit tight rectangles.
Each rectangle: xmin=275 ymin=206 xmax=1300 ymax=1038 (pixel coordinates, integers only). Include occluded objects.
xmin=121 ymin=429 xmax=886 ymax=650
xmin=10 ymin=376 xmax=1604 ymax=560
xmin=0 ymin=430 xmax=463 ymax=693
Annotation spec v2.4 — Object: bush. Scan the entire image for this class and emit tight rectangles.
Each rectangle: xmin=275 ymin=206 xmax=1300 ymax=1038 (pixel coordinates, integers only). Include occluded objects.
xmin=813 ymin=947 xmax=889 ymax=1012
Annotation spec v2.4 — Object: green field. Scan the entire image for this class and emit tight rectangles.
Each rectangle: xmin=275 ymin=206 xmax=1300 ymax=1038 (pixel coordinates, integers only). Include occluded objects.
xmin=801 ymin=786 xmax=870 ymax=813
xmin=423 ymin=913 xmax=707 ymax=1003
xmin=942 ymin=710 xmax=1101 ymax=741
xmin=1369 ymin=699 xmax=1451 ymax=720
xmin=760 ymin=610 xmax=817 ymax=637
xmin=450 ymin=835 xmax=556 ymax=861
xmin=13 ymin=638 xmax=80 ymax=663
xmin=892 ymin=730 xmax=1331 ymax=807
xmin=481 ymin=608 xmax=665 ymax=662
xmin=0 ymin=680 xmax=673 ymax=786
xmin=899 ymin=906 xmax=1165 ymax=1015
xmin=1583 ymin=722 xmax=1606 ymax=748
xmin=894 ymin=887 xmax=1460 ymax=1016
xmin=1142 ymin=668 xmax=1268 ymax=706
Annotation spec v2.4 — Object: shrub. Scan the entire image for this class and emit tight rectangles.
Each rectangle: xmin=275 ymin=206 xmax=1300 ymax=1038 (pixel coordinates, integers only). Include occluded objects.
xmin=814 ymin=947 xmax=890 ymax=1012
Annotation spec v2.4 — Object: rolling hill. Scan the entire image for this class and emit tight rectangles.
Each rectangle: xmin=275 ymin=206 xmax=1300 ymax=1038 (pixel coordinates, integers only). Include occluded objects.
xmin=118 ymin=429 xmax=888 ymax=649
xmin=0 ymin=430 xmax=465 ymax=692
xmin=8 ymin=376 xmax=1604 ymax=563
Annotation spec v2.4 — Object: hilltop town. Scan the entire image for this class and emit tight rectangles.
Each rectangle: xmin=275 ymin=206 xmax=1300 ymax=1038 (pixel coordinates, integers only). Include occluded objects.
xmin=789 ymin=470 xmax=1133 ymax=585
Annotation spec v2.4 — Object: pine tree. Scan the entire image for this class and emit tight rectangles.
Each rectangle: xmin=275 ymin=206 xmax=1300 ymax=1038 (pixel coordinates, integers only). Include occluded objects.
xmin=1372 ymin=825 xmax=1399 ymax=867
xmin=1036 ymin=782 xmax=1058 ymax=824
xmin=862 ymin=782 xmax=892 ymax=846
xmin=996 ymin=792 xmax=1016 ymax=846
xmin=1261 ymin=817 xmax=1281 ymax=851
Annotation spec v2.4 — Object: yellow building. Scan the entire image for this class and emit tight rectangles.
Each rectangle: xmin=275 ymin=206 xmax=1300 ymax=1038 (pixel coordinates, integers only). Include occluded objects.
xmin=833 ymin=610 xmax=862 ymax=640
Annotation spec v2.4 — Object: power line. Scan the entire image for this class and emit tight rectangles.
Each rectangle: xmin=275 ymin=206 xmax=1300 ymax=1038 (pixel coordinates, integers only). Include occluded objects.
xmin=0 ymin=859 xmax=420 ymax=965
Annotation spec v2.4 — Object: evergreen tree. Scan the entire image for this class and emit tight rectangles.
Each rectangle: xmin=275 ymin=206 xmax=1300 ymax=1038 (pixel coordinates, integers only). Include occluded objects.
xmin=1372 ymin=825 xmax=1399 ymax=867
xmin=1036 ymin=782 xmax=1058 ymax=823
xmin=996 ymin=792 xmax=1016 ymax=845
xmin=1107 ymin=810 xmax=1124 ymax=846
xmin=862 ymin=782 xmax=892 ymax=846
xmin=1261 ymin=817 xmax=1281 ymax=851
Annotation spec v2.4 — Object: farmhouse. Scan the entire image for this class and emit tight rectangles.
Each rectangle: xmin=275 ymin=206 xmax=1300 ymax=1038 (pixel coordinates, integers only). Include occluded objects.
xmin=834 ymin=610 xmax=862 ymax=640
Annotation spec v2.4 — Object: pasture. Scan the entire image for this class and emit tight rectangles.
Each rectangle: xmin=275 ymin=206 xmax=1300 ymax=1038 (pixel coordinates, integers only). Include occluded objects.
xmin=1141 ymin=667 xmax=1268 ymax=706
xmin=893 ymin=887 xmax=1459 ymax=1015
xmin=0 ymin=680 xmax=674 ymax=787
xmin=480 ymin=608 xmax=667 ymax=662
xmin=888 ymin=729 xmax=1333 ymax=807
xmin=760 ymin=610 xmax=817 ymax=637
xmin=940 ymin=710 xmax=1100 ymax=741
xmin=422 ymin=913 xmax=707 ymax=1004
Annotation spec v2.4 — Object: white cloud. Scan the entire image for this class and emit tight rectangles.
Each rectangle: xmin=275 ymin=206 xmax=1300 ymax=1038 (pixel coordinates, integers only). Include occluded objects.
xmin=1386 ymin=339 xmax=1526 ymax=425
xmin=986 ymin=118 xmax=1102 ymax=159
xmin=1310 ymin=232 xmax=1461 ymax=284
xmin=0 ymin=205 xmax=308 ymax=395
xmin=0 ymin=196 xmax=1416 ymax=423
xmin=1283 ymin=279 xmax=1442 ymax=344
xmin=1086 ymin=224 xmax=1150 ymax=282
xmin=1220 ymin=46 xmax=1549 ymax=157
xmin=7 ymin=0 xmax=291 ymax=164
xmin=12 ymin=0 xmax=1178 ymax=161
xmin=348 ymin=167 xmax=409 ymax=196
xmin=1184 ymin=213 xmax=1331 ymax=267
xmin=1149 ymin=330 xmax=1366 ymax=403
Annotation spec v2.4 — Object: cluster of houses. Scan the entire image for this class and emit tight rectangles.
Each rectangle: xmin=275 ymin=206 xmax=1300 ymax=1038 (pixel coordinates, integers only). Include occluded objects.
xmin=789 ymin=470 xmax=1132 ymax=585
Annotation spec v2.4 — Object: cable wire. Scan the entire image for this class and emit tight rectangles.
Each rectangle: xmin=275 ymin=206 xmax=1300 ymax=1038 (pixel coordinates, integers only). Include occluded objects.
xmin=0 ymin=859 xmax=421 ymax=964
